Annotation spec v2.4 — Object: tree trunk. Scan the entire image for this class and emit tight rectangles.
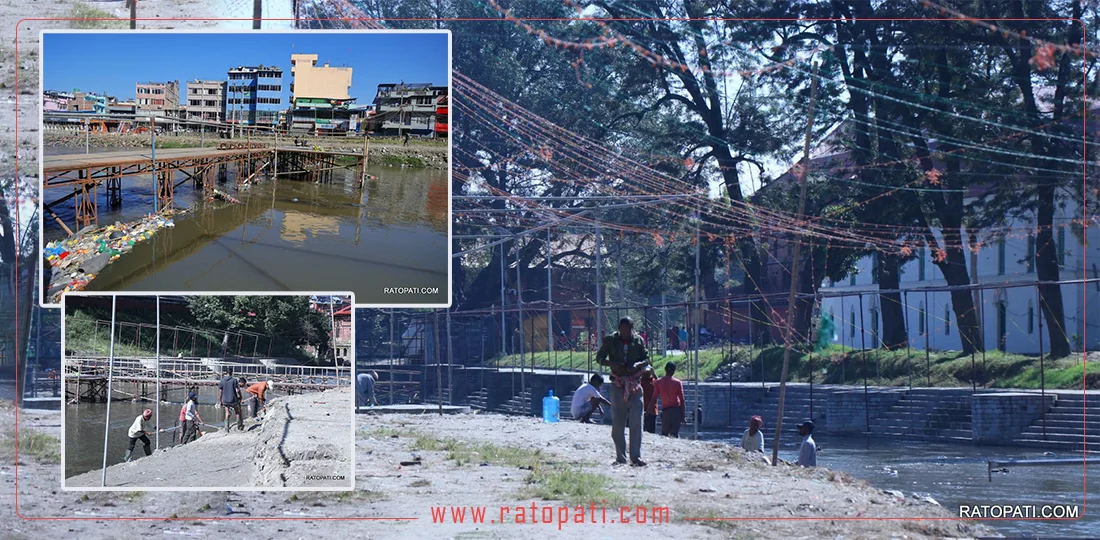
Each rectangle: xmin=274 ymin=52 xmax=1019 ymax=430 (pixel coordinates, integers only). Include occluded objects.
xmin=934 ymin=238 xmax=983 ymax=354
xmin=15 ymin=254 xmax=37 ymax=405
xmin=878 ymin=253 xmax=907 ymax=349
xmin=1035 ymin=187 xmax=1072 ymax=357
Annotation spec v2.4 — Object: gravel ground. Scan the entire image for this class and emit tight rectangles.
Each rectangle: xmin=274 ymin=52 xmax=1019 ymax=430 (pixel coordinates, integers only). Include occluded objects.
xmin=2 ymin=398 xmax=999 ymax=539
xmin=64 ymin=387 xmax=353 ymax=489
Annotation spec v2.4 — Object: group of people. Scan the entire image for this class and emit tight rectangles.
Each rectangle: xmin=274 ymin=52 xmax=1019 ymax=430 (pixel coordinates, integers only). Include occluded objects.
xmin=571 ymin=316 xmax=818 ymax=468
xmin=121 ymin=369 xmax=276 ymax=463
xmin=738 ymin=415 xmax=817 ymax=467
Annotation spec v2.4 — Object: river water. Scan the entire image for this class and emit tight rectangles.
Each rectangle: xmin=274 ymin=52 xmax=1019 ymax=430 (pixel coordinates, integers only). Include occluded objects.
xmin=703 ymin=431 xmax=1095 ymax=537
xmin=43 ymin=147 xmax=449 ymax=304
xmin=64 ymin=385 xmax=230 ymax=479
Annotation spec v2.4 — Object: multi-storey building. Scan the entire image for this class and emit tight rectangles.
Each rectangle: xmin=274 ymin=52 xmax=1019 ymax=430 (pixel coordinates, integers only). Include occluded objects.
xmin=371 ymin=82 xmax=448 ymax=136
xmin=288 ymin=54 xmax=355 ymax=133
xmin=226 ymin=65 xmax=283 ymax=127
xmin=185 ymin=79 xmax=226 ymax=123
xmin=135 ymin=80 xmax=179 ymax=113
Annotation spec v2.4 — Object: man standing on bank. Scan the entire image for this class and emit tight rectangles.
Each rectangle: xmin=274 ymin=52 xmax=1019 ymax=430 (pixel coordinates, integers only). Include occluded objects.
xmin=595 ymin=316 xmax=650 ymax=467
xmin=217 ymin=368 xmax=245 ymax=433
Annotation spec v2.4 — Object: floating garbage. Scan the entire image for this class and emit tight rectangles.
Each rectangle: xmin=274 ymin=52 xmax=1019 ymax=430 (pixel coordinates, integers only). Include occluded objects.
xmin=209 ymin=189 xmax=242 ymax=204
xmin=44 ymin=211 xmax=179 ymax=303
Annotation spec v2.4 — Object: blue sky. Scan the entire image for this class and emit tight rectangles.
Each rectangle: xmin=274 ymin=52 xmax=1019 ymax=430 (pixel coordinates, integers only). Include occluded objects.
xmin=43 ymin=32 xmax=449 ymax=103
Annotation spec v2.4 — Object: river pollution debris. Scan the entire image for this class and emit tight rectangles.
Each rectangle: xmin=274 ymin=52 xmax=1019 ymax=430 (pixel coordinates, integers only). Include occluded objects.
xmin=43 ymin=211 xmax=179 ymax=303
xmin=210 ymin=189 xmax=242 ymax=204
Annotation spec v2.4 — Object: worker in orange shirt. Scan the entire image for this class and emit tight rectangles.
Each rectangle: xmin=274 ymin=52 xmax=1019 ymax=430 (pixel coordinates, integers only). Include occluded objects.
xmin=246 ymin=380 xmax=275 ymax=418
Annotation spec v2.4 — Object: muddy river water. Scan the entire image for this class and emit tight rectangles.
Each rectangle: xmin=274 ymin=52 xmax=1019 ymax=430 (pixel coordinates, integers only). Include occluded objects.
xmin=43 ymin=147 xmax=449 ymax=304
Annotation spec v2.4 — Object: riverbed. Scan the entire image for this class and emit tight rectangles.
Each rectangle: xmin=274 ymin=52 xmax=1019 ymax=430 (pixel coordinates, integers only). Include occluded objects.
xmin=43 ymin=147 xmax=449 ymax=304
xmin=704 ymin=431 xmax=1095 ymax=537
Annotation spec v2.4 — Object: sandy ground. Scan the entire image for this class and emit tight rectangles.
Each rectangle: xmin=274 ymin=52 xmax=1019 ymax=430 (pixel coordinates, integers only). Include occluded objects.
xmin=65 ymin=387 xmax=353 ymax=489
xmin=2 ymin=396 xmax=1001 ymax=539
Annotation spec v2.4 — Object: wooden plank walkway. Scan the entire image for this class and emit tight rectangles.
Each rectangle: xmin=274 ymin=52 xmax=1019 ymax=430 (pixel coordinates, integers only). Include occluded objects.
xmin=43 ymin=146 xmax=274 ymax=175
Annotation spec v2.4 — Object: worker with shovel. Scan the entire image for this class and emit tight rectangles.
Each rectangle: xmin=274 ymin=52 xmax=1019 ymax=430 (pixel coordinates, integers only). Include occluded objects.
xmin=124 ymin=409 xmax=162 ymax=462
xmin=179 ymin=391 xmax=205 ymax=444
xmin=246 ymin=380 xmax=274 ymax=418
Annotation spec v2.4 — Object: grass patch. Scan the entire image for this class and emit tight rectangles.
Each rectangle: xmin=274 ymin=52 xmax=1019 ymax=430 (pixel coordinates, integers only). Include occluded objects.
xmin=379 ymin=154 xmax=427 ymax=168
xmin=498 ymin=343 xmax=1094 ymax=389
xmin=410 ymin=433 xmax=543 ymax=467
xmin=68 ymin=3 xmax=128 ymax=29
xmin=154 ymin=140 xmax=203 ymax=149
xmin=362 ymin=426 xmax=407 ymax=439
xmin=493 ymin=348 xmax=728 ymax=379
xmin=335 ymin=155 xmax=361 ymax=166
xmin=521 ymin=466 xmax=624 ymax=507
xmin=0 ymin=428 xmax=60 ymax=464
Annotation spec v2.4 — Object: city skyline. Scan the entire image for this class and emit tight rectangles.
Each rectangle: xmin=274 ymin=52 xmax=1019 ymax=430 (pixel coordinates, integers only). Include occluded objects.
xmin=42 ymin=32 xmax=450 ymax=103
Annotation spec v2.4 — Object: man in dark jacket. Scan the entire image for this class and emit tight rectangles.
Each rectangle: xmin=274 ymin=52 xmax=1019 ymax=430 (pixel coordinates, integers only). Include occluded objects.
xmin=595 ymin=316 xmax=650 ymax=466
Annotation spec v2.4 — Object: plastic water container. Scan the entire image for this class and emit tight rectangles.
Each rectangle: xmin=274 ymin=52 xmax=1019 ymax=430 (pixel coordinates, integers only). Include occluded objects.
xmin=542 ymin=390 xmax=560 ymax=423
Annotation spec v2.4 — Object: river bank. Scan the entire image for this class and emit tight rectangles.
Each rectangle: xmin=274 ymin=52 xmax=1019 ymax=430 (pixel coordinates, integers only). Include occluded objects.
xmin=6 ymin=402 xmax=1000 ymax=538
xmin=64 ymin=387 xmax=353 ymax=489
xmin=43 ymin=131 xmax=449 ymax=169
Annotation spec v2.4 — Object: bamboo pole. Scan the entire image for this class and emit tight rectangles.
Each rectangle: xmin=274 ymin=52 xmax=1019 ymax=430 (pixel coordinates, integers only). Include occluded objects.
xmin=771 ymin=61 xmax=819 ymax=466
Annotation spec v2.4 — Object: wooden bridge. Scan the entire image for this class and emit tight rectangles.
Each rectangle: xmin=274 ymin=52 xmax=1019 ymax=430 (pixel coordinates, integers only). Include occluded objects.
xmin=43 ymin=142 xmax=371 ymax=235
xmin=64 ymin=355 xmax=351 ymax=403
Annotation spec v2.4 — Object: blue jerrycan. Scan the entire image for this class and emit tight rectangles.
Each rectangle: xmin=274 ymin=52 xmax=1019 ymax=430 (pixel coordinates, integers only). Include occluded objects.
xmin=542 ymin=389 xmax=560 ymax=423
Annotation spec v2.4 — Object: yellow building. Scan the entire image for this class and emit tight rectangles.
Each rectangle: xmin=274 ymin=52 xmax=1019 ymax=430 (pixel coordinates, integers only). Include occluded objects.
xmin=290 ymin=54 xmax=353 ymax=106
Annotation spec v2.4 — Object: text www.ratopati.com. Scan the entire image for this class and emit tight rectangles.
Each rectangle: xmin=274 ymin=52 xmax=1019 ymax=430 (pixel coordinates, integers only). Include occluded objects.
xmin=383 ymin=287 xmax=440 ymax=295
xmin=430 ymin=502 xmax=671 ymax=529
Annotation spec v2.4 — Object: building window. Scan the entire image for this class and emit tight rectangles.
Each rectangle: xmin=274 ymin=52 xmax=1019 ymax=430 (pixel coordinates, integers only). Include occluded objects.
xmin=870 ymin=309 xmax=879 ymax=347
xmin=871 ymin=252 xmax=879 ymax=284
xmin=918 ymin=302 xmax=926 ymax=335
xmin=1057 ymin=226 xmax=1066 ymax=267
xmin=997 ymin=238 xmax=1006 ymax=275
xmin=944 ymin=304 xmax=951 ymax=336
xmin=1026 ymin=233 xmax=1035 ymax=273
xmin=1028 ymin=300 xmax=1035 ymax=334
xmin=918 ymin=248 xmax=925 ymax=281
xmin=850 ymin=272 xmax=857 ymax=286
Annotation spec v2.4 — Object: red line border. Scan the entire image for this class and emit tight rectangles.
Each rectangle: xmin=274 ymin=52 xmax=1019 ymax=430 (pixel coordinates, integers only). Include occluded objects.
xmin=13 ymin=15 xmax=1088 ymax=526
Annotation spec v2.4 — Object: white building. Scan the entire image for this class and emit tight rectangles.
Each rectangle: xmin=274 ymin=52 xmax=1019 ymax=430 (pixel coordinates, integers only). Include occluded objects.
xmin=820 ymin=198 xmax=1099 ymax=354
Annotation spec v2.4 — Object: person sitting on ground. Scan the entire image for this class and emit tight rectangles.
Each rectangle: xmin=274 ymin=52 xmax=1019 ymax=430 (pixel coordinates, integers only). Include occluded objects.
xmin=570 ymin=373 xmax=611 ymax=424
xmin=796 ymin=421 xmax=817 ymax=467
xmin=595 ymin=316 xmax=651 ymax=467
xmin=641 ymin=366 xmax=658 ymax=434
xmin=740 ymin=415 xmax=764 ymax=453
xmin=357 ymin=370 xmax=380 ymax=407
xmin=216 ymin=368 xmax=245 ymax=433
xmin=124 ymin=409 xmax=161 ymax=462
xmin=246 ymin=380 xmax=274 ymax=418
xmin=654 ymin=362 xmax=685 ymax=438
xmin=180 ymin=391 xmax=204 ymax=444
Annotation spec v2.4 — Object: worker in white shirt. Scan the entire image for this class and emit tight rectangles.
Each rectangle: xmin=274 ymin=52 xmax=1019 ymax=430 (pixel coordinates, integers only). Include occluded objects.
xmin=740 ymin=415 xmax=764 ymax=453
xmin=124 ymin=409 xmax=163 ymax=462
xmin=570 ymin=374 xmax=611 ymax=423
xmin=796 ymin=420 xmax=817 ymax=467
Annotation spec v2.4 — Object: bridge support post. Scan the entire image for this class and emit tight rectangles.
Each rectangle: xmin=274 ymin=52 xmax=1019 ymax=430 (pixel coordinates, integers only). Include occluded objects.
xmin=74 ymin=168 xmax=97 ymax=230
xmin=156 ymin=169 xmax=173 ymax=211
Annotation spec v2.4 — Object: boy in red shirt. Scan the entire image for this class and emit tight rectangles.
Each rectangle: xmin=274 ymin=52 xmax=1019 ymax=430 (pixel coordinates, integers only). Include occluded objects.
xmin=654 ymin=362 xmax=685 ymax=437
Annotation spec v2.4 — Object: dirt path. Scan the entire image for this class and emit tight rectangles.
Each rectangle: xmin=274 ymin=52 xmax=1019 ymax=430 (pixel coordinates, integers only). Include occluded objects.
xmin=3 ymin=399 xmax=999 ymax=539
xmin=65 ymin=387 xmax=353 ymax=489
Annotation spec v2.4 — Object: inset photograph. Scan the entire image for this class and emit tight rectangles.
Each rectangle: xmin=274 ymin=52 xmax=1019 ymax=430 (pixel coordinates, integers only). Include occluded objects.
xmin=61 ymin=293 xmax=354 ymax=490
xmin=40 ymin=30 xmax=451 ymax=307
